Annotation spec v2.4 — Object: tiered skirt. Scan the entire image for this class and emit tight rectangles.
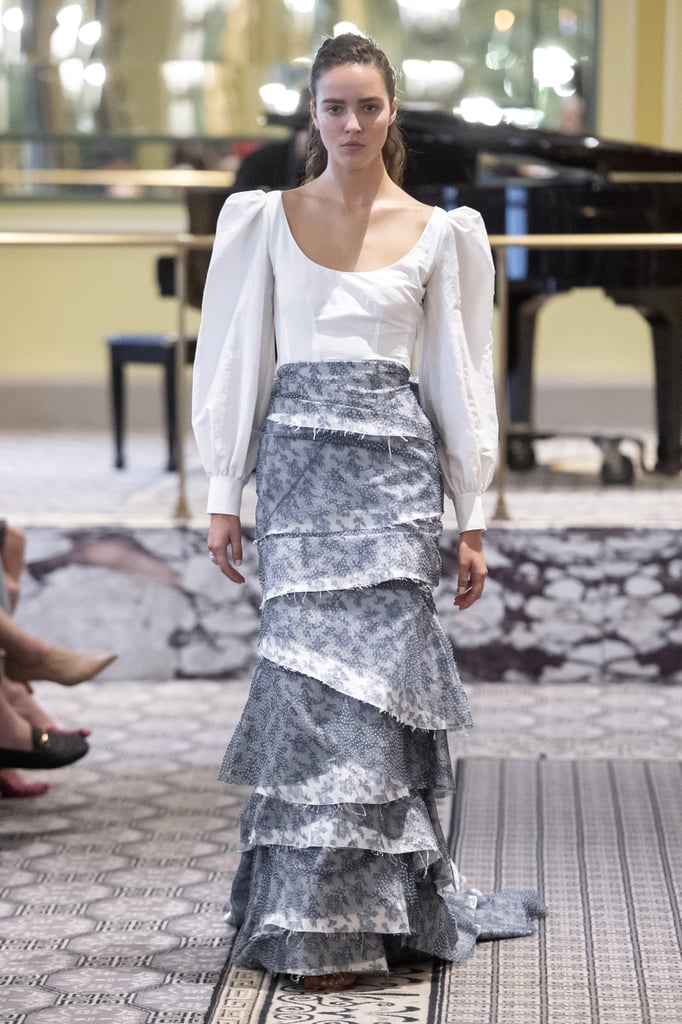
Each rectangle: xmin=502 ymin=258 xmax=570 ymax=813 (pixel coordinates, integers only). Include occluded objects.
xmin=220 ymin=360 xmax=543 ymax=976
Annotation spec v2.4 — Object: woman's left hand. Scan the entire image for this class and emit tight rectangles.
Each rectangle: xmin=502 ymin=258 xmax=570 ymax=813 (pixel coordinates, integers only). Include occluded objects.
xmin=455 ymin=530 xmax=488 ymax=610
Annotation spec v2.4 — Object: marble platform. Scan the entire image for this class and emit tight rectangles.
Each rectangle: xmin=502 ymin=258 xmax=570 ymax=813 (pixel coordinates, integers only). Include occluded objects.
xmin=3 ymin=430 xmax=681 ymax=684
xmin=12 ymin=523 xmax=681 ymax=685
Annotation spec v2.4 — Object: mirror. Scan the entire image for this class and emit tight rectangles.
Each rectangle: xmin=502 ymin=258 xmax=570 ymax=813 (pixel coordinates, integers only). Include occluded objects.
xmin=0 ymin=0 xmax=598 ymax=196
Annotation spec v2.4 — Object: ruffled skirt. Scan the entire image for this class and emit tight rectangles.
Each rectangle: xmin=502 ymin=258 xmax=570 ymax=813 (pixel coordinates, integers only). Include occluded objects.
xmin=220 ymin=359 xmax=543 ymax=976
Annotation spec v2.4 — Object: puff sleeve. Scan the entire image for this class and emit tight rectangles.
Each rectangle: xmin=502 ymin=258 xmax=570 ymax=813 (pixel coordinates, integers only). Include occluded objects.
xmin=417 ymin=207 xmax=498 ymax=532
xmin=191 ymin=190 xmax=276 ymax=516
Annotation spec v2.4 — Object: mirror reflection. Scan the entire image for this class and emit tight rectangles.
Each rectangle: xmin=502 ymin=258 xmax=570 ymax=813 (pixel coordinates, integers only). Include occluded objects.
xmin=0 ymin=0 xmax=597 ymax=196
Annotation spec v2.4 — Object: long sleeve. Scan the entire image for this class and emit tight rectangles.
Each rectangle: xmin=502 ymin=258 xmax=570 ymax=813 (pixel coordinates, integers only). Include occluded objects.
xmin=191 ymin=190 xmax=276 ymax=516
xmin=418 ymin=207 xmax=498 ymax=532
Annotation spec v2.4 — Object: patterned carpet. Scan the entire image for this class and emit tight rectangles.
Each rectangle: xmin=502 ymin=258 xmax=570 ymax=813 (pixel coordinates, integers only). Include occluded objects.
xmin=1 ymin=681 xmax=681 ymax=1024
xmin=0 ymin=681 xmax=247 ymax=1024
xmin=208 ymin=759 xmax=682 ymax=1024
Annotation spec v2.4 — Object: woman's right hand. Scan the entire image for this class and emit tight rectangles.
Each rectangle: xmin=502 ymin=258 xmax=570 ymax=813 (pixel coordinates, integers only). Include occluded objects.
xmin=208 ymin=513 xmax=245 ymax=584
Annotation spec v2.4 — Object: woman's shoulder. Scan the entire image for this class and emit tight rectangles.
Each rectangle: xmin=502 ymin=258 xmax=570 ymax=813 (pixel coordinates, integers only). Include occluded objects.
xmin=223 ymin=188 xmax=281 ymax=213
xmin=442 ymin=204 xmax=487 ymax=229
xmin=403 ymin=197 xmax=437 ymax=233
xmin=225 ymin=187 xmax=276 ymax=203
xmin=432 ymin=205 xmax=493 ymax=269
xmin=427 ymin=204 xmax=490 ymax=250
xmin=216 ymin=188 xmax=281 ymax=235
xmin=279 ymin=182 xmax=321 ymax=213
xmin=381 ymin=185 xmax=434 ymax=225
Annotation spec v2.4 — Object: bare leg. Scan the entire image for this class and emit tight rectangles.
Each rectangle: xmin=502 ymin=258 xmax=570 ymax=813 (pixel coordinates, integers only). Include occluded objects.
xmin=0 ymin=538 xmax=50 ymax=790
xmin=2 ymin=674 xmax=57 ymax=731
xmin=1 ymin=672 xmax=90 ymax=736
xmin=1 ymin=524 xmax=25 ymax=612
xmin=0 ymin=685 xmax=33 ymax=750
xmin=0 ymin=606 xmax=47 ymax=664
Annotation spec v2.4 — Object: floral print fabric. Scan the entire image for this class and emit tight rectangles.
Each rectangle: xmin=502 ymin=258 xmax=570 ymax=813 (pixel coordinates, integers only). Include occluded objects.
xmin=221 ymin=360 xmax=544 ymax=976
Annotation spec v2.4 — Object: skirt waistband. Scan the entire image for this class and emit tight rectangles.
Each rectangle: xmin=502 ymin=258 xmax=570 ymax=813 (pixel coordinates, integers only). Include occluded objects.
xmin=274 ymin=359 xmax=411 ymax=396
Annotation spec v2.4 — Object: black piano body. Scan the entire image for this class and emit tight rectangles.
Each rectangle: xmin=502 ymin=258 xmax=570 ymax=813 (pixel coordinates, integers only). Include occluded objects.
xmin=400 ymin=113 xmax=682 ymax=475
xmin=184 ymin=113 xmax=682 ymax=475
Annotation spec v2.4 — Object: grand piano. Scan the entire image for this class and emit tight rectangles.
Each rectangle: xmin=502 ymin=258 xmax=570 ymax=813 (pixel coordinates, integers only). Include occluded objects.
xmin=398 ymin=111 xmax=682 ymax=478
xmin=185 ymin=112 xmax=682 ymax=477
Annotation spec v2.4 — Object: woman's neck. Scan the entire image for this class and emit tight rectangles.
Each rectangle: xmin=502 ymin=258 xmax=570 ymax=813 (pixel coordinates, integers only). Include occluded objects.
xmin=312 ymin=159 xmax=395 ymax=210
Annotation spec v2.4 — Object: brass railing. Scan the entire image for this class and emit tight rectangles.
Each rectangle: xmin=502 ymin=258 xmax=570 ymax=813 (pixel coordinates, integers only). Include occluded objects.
xmin=1 ymin=230 xmax=682 ymax=522
xmin=0 ymin=168 xmax=235 ymax=189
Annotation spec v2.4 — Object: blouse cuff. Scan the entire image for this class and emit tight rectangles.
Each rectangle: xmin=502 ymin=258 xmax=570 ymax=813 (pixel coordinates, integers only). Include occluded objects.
xmin=206 ymin=475 xmax=246 ymax=517
xmin=453 ymin=492 xmax=487 ymax=533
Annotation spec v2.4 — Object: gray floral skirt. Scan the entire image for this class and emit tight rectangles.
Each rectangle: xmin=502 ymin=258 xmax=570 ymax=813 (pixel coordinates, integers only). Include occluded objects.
xmin=220 ymin=359 xmax=543 ymax=976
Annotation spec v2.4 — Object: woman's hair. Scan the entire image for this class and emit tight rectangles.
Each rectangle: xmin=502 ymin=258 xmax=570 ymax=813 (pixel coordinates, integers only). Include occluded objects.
xmin=304 ymin=33 xmax=406 ymax=185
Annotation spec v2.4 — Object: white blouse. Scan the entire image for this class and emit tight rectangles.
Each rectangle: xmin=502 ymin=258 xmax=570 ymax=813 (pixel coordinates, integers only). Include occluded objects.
xmin=191 ymin=189 xmax=498 ymax=532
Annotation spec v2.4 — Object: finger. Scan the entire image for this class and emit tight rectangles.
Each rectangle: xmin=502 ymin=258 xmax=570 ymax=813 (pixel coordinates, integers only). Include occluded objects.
xmin=230 ymin=527 xmax=243 ymax=569
xmin=455 ymin=571 xmax=486 ymax=610
xmin=469 ymin=570 xmax=486 ymax=600
xmin=226 ymin=525 xmax=244 ymax=583
xmin=454 ymin=565 xmax=473 ymax=602
xmin=209 ymin=544 xmax=245 ymax=585
xmin=221 ymin=556 xmax=245 ymax=584
xmin=221 ymin=548 xmax=245 ymax=584
xmin=218 ymin=544 xmax=244 ymax=585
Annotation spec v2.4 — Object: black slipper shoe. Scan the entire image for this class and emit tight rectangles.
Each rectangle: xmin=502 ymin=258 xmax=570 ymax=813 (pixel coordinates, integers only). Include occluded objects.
xmin=0 ymin=727 xmax=89 ymax=770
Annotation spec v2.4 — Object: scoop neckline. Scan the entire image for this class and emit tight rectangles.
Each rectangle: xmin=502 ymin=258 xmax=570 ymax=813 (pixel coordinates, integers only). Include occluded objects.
xmin=275 ymin=190 xmax=440 ymax=275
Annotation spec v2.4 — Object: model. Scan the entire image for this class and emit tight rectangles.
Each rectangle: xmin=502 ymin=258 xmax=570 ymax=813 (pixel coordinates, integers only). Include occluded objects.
xmin=192 ymin=32 xmax=543 ymax=992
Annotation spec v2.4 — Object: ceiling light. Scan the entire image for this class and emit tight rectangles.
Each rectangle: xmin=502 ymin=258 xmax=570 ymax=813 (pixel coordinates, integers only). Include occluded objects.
xmin=56 ymin=4 xmax=83 ymax=30
xmin=2 ymin=7 xmax=24 ymax=32
xmin=79 ymin=21 xmax=102 ymax=47
xmin=83 ymin=61 xmax=106 ymax=87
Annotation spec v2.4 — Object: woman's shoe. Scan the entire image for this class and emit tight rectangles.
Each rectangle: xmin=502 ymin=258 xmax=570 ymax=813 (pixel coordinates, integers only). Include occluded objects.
xmin=0 ymin=726 xmax=88 ymax=770
xmin=4 ymin=648 xmax=117 ymax=687
xmin=0 ymin=770 xmax=50 ymax=798
xmin=47 ymin=726 xmax=92 ymax=738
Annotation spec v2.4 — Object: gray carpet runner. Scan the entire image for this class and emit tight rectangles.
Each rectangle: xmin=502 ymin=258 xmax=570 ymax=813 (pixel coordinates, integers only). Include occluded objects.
xmin=207 ymin=758 xmax=682 ymax=1024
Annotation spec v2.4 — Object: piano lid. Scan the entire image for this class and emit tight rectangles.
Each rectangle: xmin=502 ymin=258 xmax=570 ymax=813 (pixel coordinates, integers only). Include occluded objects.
xmin=398 ymin=110 xmax=682 ymax=178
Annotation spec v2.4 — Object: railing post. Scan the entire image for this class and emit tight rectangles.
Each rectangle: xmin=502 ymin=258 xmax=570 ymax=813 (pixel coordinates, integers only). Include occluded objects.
xmin=173 ymin=241 xmax=191 ymax=520
xmin=493 ymin=245 xmax=510 ymax=521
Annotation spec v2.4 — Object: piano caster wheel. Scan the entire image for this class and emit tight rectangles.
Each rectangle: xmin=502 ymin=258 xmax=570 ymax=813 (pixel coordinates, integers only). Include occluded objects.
xmin=599 ymin=448 xmax=634 ymax=486
xmin=507 ymin=436 xmax=536 ymax=471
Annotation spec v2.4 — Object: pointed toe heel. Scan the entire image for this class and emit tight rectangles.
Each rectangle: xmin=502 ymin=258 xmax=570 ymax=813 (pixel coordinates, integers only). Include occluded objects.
xmin=5 ymin=649 xmax=117 ymax=687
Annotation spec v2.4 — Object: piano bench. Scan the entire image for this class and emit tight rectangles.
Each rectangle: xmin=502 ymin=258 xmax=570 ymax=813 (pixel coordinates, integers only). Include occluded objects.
xmin=106 ymin=333 xmax=196 ymax=472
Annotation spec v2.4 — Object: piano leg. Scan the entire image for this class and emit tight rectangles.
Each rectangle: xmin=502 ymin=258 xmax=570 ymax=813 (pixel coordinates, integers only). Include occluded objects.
xmin=510 ymin=288 xmax=682 ymax=478
xmin=609 ymin=288 xmax=682 ymax=476
xmin=506 ymin=290 xmax=548 ymax=470
xmin=643 ymin=311 xmax=682 ymax=475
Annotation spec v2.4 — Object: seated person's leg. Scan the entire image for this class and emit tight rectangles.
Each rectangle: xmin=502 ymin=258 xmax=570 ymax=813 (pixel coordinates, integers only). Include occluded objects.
xmin=1 ymin=523 xmax=25 ymax=612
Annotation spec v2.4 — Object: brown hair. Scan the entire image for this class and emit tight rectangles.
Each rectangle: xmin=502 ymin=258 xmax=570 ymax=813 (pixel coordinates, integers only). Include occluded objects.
xmin=304 ymin=33 xmax=406 ymax=185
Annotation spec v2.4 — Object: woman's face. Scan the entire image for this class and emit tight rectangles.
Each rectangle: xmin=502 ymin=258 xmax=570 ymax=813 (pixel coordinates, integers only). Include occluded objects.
xmin=311 ymin=62 xmax=396 ymax=172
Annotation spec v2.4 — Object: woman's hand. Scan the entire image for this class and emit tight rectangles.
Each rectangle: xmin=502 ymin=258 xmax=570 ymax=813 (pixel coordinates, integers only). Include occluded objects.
xmin=208 ymin=514 xmax=245 ymax=584
xmin=455 ymin=530 xmax=488 ymax=610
